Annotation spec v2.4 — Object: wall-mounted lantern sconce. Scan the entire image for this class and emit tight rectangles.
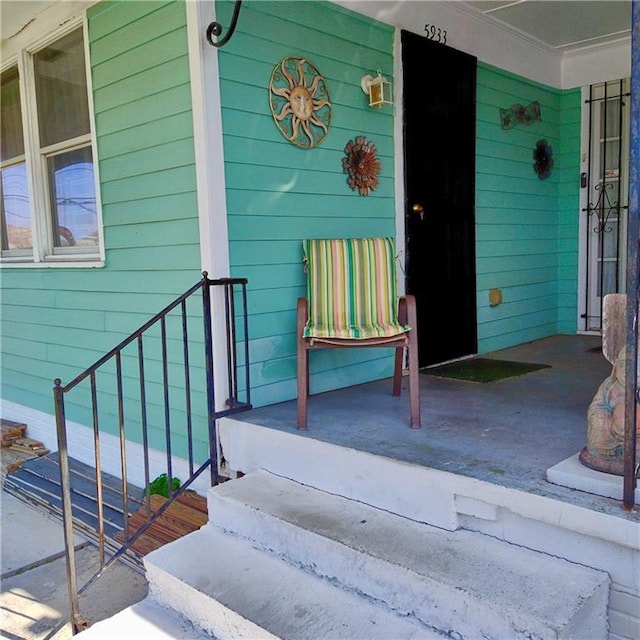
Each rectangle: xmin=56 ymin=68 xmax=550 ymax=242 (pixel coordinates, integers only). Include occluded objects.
xmin=360 ymin=70 xmax=392 ymax=108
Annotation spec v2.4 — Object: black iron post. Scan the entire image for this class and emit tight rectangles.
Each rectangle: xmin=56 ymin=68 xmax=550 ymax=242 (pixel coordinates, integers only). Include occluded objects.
xmin=623 ymin=3 xmax=639 ymax=510
xmin=54 ymin=379 xmax=86 ymax=633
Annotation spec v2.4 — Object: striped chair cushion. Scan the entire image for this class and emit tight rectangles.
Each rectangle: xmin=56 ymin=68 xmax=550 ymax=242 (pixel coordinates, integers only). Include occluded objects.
xmin=302 ymin=237 xmax=409 ymax=339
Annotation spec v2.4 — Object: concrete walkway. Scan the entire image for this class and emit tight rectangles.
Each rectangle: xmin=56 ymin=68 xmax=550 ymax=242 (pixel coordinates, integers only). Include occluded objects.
xmin=1 ymin=490 xmax=148 ymax=639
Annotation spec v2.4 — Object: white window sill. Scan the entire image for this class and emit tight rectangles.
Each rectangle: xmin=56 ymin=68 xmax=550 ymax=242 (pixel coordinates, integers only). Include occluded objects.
xmin=0 ymin=258 xmax=105 ymax=268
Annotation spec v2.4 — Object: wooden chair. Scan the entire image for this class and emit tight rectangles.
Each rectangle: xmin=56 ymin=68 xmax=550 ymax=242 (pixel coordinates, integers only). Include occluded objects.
xmin=296 ymin=237 xmax=420 ymax=430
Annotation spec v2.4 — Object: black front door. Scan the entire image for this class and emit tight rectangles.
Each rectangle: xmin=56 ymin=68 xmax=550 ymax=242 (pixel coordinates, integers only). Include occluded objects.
xmin=402 ymin=30 xmax=478 ymax=367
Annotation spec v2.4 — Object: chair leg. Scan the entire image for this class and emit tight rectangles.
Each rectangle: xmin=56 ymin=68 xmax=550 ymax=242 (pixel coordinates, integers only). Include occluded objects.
xmin=394 ymin=297 xmax=408 ymax=397
xmin=297 ymin=349 xmax=309 ymax=430
xmin=392 ymin=346 xmax=403 ymax=397
xmin=297 ymin=298 xmax=309 ymax=430
xmin=405 ymin=295 xmax=421 ymax=429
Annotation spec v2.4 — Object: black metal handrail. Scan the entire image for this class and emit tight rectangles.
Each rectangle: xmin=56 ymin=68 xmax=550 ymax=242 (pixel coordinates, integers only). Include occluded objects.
xmin=52 ymin=272 xmax=252 ymax=633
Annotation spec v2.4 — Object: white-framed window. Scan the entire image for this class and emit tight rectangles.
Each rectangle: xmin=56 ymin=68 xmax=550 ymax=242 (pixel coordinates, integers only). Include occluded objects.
xmin=1 ymin=20 xmax=103 ymax=266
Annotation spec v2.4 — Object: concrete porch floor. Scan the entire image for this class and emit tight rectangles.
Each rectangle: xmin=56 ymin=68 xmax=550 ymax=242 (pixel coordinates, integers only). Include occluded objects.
xmin=232 ymin=334 xmax=639 ymax=522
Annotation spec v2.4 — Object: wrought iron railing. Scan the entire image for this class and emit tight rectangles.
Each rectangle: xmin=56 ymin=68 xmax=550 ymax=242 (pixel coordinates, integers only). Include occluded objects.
xmin=52 ymin=273 xmax=251 ymax=633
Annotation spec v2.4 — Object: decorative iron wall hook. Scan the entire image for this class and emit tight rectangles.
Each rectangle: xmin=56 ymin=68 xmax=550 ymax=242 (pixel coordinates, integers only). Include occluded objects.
xmin=206 ymin=0 xmax=243 ymax=48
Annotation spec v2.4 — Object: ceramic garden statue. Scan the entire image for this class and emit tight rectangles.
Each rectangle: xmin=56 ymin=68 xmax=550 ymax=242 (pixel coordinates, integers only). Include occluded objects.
xmin=579 ymin=294 xmax=640 ymax=475
xmin=580 ymin=346 xmax=640 ymax=474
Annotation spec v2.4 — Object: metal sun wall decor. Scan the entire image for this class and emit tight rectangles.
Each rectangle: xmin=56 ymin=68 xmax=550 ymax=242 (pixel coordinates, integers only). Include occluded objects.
xmin=533 ymin=139 xmax=554 ymax=180
xmin=268 ymin=57 xmax=332 ymax=148
xmin=500 ymin=100 xmax=541 ymax=130
xmin=342 ymin=136 xmax=381 ymax=196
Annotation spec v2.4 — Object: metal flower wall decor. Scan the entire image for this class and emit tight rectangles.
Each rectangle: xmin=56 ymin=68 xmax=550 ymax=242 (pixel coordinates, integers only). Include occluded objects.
xmin=268 ymin=57 xmax=332 ymax=148
xmin=533 ymin=139 xmax=553 ymax=180
xmin=342 ymin=136 xmax=381 ymax=196
xmin=500 ymin=101 xmax=541 ymax=130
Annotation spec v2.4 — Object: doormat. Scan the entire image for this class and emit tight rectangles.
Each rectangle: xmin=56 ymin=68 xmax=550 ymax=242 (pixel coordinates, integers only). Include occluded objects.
xmin=421 ymin=358 xmax=550 ymax=383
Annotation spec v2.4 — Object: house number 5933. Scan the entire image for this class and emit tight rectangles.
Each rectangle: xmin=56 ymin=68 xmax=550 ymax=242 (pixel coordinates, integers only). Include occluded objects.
xmin=424 ymin=24 xmax=447 ymax=44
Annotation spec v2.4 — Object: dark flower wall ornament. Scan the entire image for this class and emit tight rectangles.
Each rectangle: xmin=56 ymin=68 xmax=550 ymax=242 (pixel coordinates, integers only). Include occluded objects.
xmin=533 ymin=139 xmax=554 ymax=180
xmin=342 ymin=136 xmax=381 ymax=196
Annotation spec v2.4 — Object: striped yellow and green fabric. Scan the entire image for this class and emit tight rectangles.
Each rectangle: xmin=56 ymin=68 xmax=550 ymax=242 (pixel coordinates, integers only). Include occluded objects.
xmin=302 ymin=237 xmax=409 ymax=339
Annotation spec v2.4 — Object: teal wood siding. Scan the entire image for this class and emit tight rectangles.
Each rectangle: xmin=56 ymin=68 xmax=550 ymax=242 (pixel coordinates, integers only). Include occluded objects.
xmin=556 ymin=89 xmax=582 ymax=334
xmin=475 ymin=63 xmax=579 ymax=353
xmin=0 ymin=1 xmax=205 ymax=452
xmin=216 ymin=1 xmax=396 ymax=406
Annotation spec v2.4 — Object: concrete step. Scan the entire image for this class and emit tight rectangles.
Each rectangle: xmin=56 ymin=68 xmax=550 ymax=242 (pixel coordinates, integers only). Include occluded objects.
xmin=134 ymin=470 xmax=611 ymax=640
xmin=201 ymin=469 xmax=609 ymax=640
xmin=144 ymin=525 xmax=443 ymax=639
xmin=76 ymin=595 xmax=215 ymax=639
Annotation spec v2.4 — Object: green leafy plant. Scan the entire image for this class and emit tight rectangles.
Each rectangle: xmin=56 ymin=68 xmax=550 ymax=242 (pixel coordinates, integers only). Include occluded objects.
xmin=144 ymin=473 xmax=181 ymax=498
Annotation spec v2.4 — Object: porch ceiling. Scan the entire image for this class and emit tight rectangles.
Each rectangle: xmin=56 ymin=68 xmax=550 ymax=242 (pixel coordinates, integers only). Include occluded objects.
xmin=460 ymin=0 xmax=632 ymax=52
xmin=1 ymin=1 xmax=633 ymax=51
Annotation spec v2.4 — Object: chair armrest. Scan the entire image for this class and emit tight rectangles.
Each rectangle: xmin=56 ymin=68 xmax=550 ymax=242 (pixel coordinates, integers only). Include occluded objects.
xmin=398 ymin=294 xmax=417 ymax=329
xmin=297 ymin=297 xmax=309 ymax=336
